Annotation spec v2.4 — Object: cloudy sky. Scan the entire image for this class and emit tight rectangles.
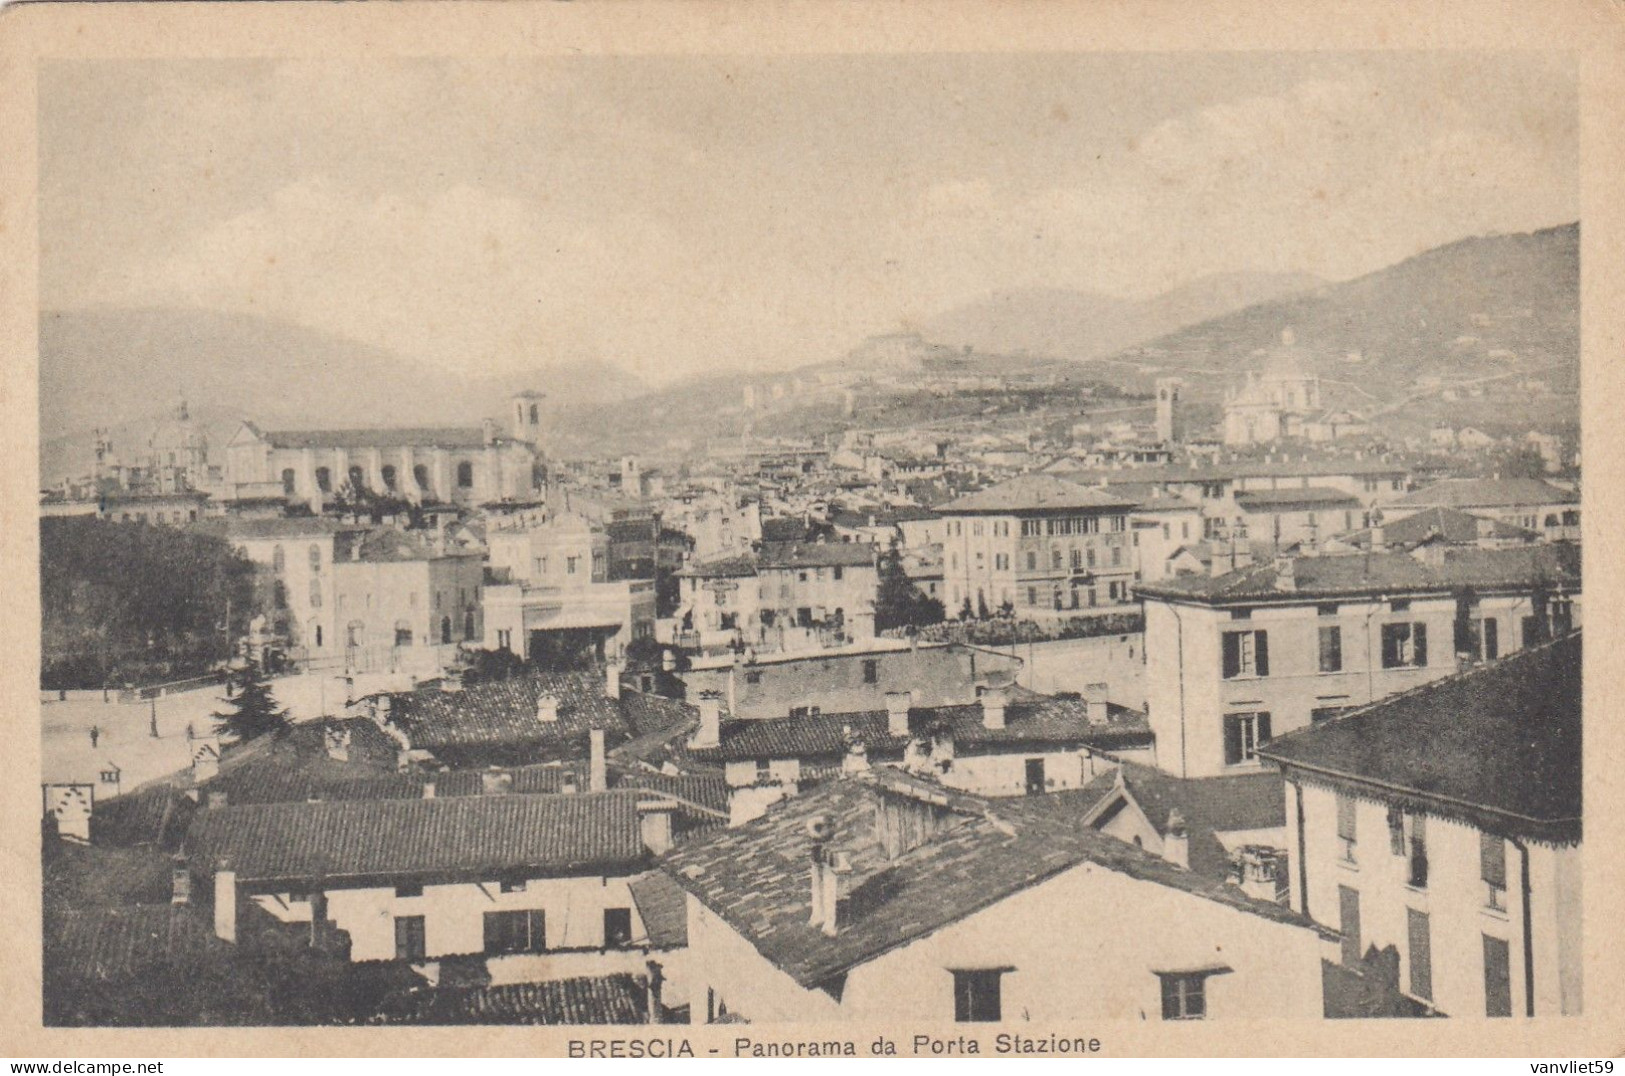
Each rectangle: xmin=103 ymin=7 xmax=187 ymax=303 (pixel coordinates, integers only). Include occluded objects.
xmin=41 ymin=52 xmax=1576 ymax=384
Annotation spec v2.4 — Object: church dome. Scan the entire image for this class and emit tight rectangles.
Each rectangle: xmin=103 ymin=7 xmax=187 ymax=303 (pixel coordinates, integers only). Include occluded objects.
xmin=1260 ymin=327 xmax=1315 ymax=383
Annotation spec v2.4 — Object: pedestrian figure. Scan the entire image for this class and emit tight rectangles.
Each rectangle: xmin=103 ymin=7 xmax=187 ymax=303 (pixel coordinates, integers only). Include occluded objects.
xmin=89 ymin=725 xmax=100 ymax=748
xmin=186 ymin=722 xmax=195 ymax=742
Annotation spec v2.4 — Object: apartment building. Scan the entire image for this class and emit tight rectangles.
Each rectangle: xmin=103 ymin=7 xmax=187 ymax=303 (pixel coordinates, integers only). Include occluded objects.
xmin=938 ymin=475 xmax=1138 ymax=619
xmin=1138 ymin=544 xmax=1580 ymax=778
xmin=1261 ymin=634 xmax=1581 ymax=1018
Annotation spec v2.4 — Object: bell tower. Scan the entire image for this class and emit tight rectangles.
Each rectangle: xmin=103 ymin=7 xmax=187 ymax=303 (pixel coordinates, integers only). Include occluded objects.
xmin=1155 ymin=377 xmax=1183 ymax=444
xmin=510 ymin=390 xmax=545 ymax=444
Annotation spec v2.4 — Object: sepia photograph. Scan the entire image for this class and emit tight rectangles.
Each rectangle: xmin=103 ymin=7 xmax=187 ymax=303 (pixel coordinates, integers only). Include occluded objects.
xmin=4 ymin=0 xmax=1619 ymax=1060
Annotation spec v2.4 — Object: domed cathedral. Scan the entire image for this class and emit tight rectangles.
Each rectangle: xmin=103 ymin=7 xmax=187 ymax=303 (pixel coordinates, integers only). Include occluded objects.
xmin=1222 ymin=328 xmax=1324 ymax=446
xmin=145 ymin=399 xmax=214 ymax=493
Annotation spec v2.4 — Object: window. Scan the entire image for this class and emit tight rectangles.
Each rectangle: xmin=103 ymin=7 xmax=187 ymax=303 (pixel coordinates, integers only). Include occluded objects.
xmin=315 ymin=466 xmax=332 ymax=493
xmin=465 ymin=610 xmax=477 ymax=641
xmin=862 ymin=659 xmax=879 ymax=684
xmin=1380 ymin=622 xmax=1428 ymax=669
xmin=788 ymin=705 xmax=821 ymax=719
xmin=1221 ymin=630 xmax=1269 ymax=678
xmin=1336 ymin=794 xmax=1358 ymax=863
xmin=440 ymin=616 xmax=453 ymax=644
xmin=1481 ymin=832 xmax=1508 ymax=911
xmin=272 ymin=581 xmax=288 ymax=610
xmin=1405 ymin=814 xmax=1429 ymax=888
xmin=309 ymin=544 xmax=322 ymax=570
xmin=1087 ymin=547 xmax=1097 ymax=569
xmin=1026 ymin=551 xmax=1037 ymax=570
xmin=394 ymin=916 xmax=426 ymax=961
xmin=833 ymin=565 xmax=844 ymax=581
xmin=484 ymin=909 xmax=546 ymax=954
xmin=1111 ymin=546 xmax=1122 ymax=567
xmin=1158 ymin=973 xmax=1210 ymax=1020
xmin=381 ymin=464 xmax=398 ymax=491
xmin=414 ymin=464 xmax=431 ymax=491
xmin=281 ymin=468 xmax=297 ymax=495
xmin=1223 ymin=712 xmax=1270 ymax=765
xmin=456 ymin=461 xmax=474 ymax=488
xmin=349 ymin=465 xmax=366 ymax=491
xmin=1483 ymin=934 xmax=1513 ymax=1017
xmin=995 ymin=553 xmax=1009 ymax=571
xmin=1070 ymin=548 xmax=1082 ymax=570
xmin=497 ymin=628 xmax=512 ymax=652
xmin=1459 ymin=616 xmax=1499 ymax=661
xmin=394 ymin=622 xmax=413 ymax=647
xmin=315 ymin=625 xmax=323 ymax=648
xmin=1026 ymin=586 xmax=1038 ymax=607
xmin=1405 ymin=908 xmax=1434 ymax=1002
xmin=272 ymin=545 xmax=286 ymax=573
xmin=604 ymin=908 xmax=634 ymax=948
xmin=951 ymin=969 xmax=1005 ymax=1022
xmin=1318 ymin=625 xmax=1343 ymax=673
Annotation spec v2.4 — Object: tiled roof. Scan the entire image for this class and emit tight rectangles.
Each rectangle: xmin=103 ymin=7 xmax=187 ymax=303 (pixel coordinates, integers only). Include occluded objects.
xmin=91 ymin=785 xmax=196 ymax=850
xmin=663 ymin=776 xmax=1318 ymax=990
xmin=941 ymin=475 xmax=1137 ymax=514
xmin=44 ymin=905 xmax=228 ymax=983
xmin=264 ymin=427 xmax=492 ymax=450
xmin=675 ymin=555 xmax=757 ymax=579
xmin=1336 ymin=506 xmax=1539 ymax=550
xmin=1260 ymin=633 xmax=1581 ymax=844
xmin=628 ymin=870 xmax=690 ymax=949
xmin=204 ymin=718 xmax=419 ymax=806
xmin=398 ymin=974 xmax=649 ymax=1025
xmin=758 ymin=541 xmax=876 ymax=569
xmin=685 ymin=696 xmax=1153 ymax=764
xmin=1138 ymin=543 xmax=1580 ymax=604
xmin=1394 ymin=477 xmax=1578 ymax=509
xmin=1069 ymin=763 xmax=1285 ymax=879
xmin=185 ymin=790 xmax=647 ymax=885
xmin=385 ymin=673 xmax=695 ymax=753
xmin=1053 ymin=457 xmax=1408 ymax=484
xmin=1234 ymin=487 xmax=1363 ymax=510
xmin=195 ymin=517 xmax=352 ymax=540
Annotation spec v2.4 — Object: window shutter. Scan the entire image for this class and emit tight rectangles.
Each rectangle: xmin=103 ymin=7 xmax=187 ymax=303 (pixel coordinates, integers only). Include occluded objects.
xmin=1336 ymin=795 xmax=1357 ymax=841
xmin=1381 ymin=625 xmax=1398 ymax=668
xmin=1484 ymin=618 xmax=1499 ymax=660
xmin=1223 ymin=715 xmax=1244 ymax=766
xmin=1388 ymin=809 xmax=1406 ymax=856
xmin=1255 ymin=712 xmax=1272 ymax=746
xmin=1413 ymin=623 xmax=1428 ymax=666
xmin=1254 ymin=631 xmax=1270 ymax=677
xmin=1222 ymin=633 xmax=1240 ymax=679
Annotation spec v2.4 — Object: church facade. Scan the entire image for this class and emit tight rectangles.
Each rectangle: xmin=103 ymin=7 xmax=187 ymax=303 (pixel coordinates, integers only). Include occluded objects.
xmin=1222 ymin=329 xmax=1325 ymax=446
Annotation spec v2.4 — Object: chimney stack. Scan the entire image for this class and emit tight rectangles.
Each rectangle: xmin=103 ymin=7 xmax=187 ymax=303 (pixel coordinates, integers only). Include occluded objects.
xmin=691 ymin=691 xmax=723 ymax=750
xmin=421 ymin=778 xmax=436 ymax=799
xmin=213 ymin=859 xmax=237 ymax=943
xmin=841 ymin=738 xmax=870 ymax=775
xmin=536 ymin=694 xmax=560 ymax=723
xmin=885 ymin=691 xmax=912 ymax=738
xmin=807 ymin=816 xmax=832 ymax=929
xmin=606 ymin=658 xmax=623 ymax=700
xmin=981 ymin=685 xmax=1008 ymax=730
xmin=1085 ymin=695 xmax=1110 ymax=726
xmin=323 ymin=726 xmax=352 ymax=762
xmin=589 ymin=728 xmax=608 ymax=793
xmin=1163 ymin=809 xmax=1190 ymax=870
xmin=1274 ymin=555 xmax=1296 ymax=592
xmin=639 ymin=800 xmax=675 ymax=855
xmin=661 ymin=649 xmax=676 ymax=673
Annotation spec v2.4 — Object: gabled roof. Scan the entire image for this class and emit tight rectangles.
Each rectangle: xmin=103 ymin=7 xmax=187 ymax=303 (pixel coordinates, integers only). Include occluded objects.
xmin=384 ymin=673 xmax=695 ymax=754
xmin=1260 ymin=633 xmax=1580 ymax=844
xmin=1393 ymin=477 xmax=1578 ymax=509
xmin=685 ymin=696 xmax=1152 ymax=764
xmin=628 ymin=870 xmax=689 ymax=949
xmin=1335 ymin=506 xmax=1539 ymax=551
xmin=44 ymin=904 xmax=230 ymax=984
xmin=394 ymin=974 xmax=650 ymax=1025
xmin=1234 ymin=487 xmax=1363 ymax=511
xmin=1138 ymin=543 xmax=1580 ymax=604
xmin=663 ymin=776 xmax=1318 ymax=990
xmin=263 ymin=428 xmax=493 ymax=451
xmin=940 ymin=474 xmax=1136 ymax=515
xmin=185 ymin=790 xmax=648 ymax=885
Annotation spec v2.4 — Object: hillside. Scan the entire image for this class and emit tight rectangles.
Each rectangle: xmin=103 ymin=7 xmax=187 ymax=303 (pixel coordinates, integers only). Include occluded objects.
xmin=919 ymin=272 xmax=1323 ymax=360
xmin=1104 ymin=223 xmax=1580 ymax=432
xmin=39 ymin=307 xmax=647 ymax=481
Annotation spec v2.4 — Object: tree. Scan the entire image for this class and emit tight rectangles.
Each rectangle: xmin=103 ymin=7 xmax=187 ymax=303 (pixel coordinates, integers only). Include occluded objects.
xmin=873 ymin=538 xmax=945 ymax=632
xmin=214 ymin=661 xmax=291 ymax=743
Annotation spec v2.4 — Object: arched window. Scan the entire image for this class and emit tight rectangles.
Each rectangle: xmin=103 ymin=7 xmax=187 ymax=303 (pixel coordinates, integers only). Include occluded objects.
xmin=308 ymin=578 xmax=322 ymax=608
xmin=315 ymin=467 xmax=332 ymax=493
xmin=314 ymin=625 xmax=323 ymax=648
xmin=272 ymin=545 xmax=286 ymax=572
xmin=281 ymin=468 xmax=297 ymax=495
xmin=456 ymin=461 xmax=474 ymax=489
xmin=440 ymin=616 xmax=453 ymax=644
xmin=381 ymin=465 xmax=398 ymax=491
xmin=464 ymin=609 xmax=477 ymax=641
xmin=348 ymin=465 xmax=366 ymax=492
xmin=272 ymin=581 xmax=287 ymax=610
xmin=529 ymin=403 xmax=539 ymax=423
xmin=394 ymin=620 xmax=413 ymax=647
xmin=414 ymin=464 xmax=431 ymax=493
xmin=308 ymin=544 xmax=321 ymax=570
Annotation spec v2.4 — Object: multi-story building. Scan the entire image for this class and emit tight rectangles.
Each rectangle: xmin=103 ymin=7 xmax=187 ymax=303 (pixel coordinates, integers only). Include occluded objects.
xmin=221 ymin=394 xmax=545 ymax=513
xmin=1386 ymin=477 xmax=1580 ymax=542
xmin=329 ymin=528 xmax=486 ymax=675
xmin=198 ymin=516 xmax=354 ymax=664
xmin=666 ymin=772 xmax=1328 ymax=1024
xmin=1261 ymin=633 xmax=1581 ymax=1018
xmin=937 ymin=475 xmax=1138 ymax=619
xmin=1137 ymin=543 xmax=1580 ymax=778
xmin=674 ymin=541 xmax=880 ymax=654
xmin=1232 ymin=487 xmax=1365 ymax=549
xmin=483 ymin=512 xmax=656 ymax=664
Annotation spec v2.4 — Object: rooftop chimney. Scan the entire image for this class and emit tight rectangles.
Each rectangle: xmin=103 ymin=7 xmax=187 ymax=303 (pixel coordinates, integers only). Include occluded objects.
xmin=841 ymin=737 xmax=870 ymax=775
xmin=1085 ymin=696 xmax=1110 ymax=726
xmin=606 ymin=659 xmax=623 ymax=700
xmin=807 ymin=815 xmax=832 ymax=929
xmin=589 ymin=728 xmax=608 ymax=793
xmin=885 ymin=691 xmax=912 ymax=737
xmin=661 ymin=648 xmax=676 ymax=673
xmin=481 ymin=770 xmax=514 ymax=795
xmin=170 ymin=855 xmax=191 ymax=905
xmin=639 ymin=800 xmax=676 ymax=855
xmin=980 ymin=686 xmax=1008 ymax=730
xmin=536 ymin=694 xmax=560 ymax=723
xmin=1274 ymin=555 xmax=1296 ymax=592
xmin=213 ymin=859 xmax=237 ymax=943
xmin=323 ymin=726 xmax=352 ymax=762
xmin=421 ymin=779 xmax=436 ymax=799
xmin=691 ymin=691 xmax=723 ymax=749
xmin=1163 ymin=809 xmax=1190 ymax=870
